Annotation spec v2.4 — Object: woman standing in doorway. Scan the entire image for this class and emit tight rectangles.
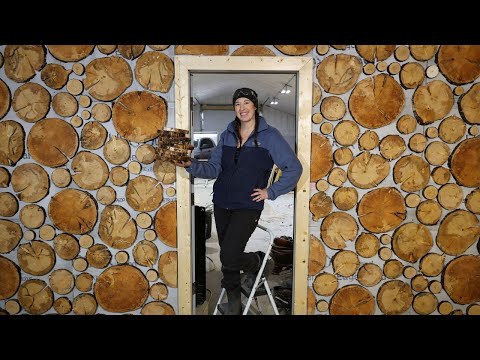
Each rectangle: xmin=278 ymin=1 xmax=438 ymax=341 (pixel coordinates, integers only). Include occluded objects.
xmin=175 ymin=88 xmax=302 ymax=315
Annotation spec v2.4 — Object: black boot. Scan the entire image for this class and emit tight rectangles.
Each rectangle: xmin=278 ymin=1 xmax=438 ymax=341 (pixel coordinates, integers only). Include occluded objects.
xmin=242 ymin=251 xmax=273 ymax=293
xmin=218 ymin=287 xmax=242 ymax=315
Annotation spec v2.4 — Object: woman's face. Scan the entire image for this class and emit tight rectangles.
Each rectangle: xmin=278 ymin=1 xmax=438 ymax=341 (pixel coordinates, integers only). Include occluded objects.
xmin=234 ymin=97 xmax=256 ymax=123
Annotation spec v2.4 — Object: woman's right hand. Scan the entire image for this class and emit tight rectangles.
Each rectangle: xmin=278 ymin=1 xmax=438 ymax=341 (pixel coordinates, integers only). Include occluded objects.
xmin=174 ymin=159 xmax=192 ymax=168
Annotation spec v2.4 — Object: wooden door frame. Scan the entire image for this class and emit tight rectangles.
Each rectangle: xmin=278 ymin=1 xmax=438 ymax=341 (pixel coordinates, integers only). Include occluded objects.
xmin=174 ymin=55 xmax=313 ymax=315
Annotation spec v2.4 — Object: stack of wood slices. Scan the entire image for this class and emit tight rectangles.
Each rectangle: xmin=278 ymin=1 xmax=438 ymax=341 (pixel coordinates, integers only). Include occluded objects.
xmin=156 ymin=128 xmax=193 ymax=163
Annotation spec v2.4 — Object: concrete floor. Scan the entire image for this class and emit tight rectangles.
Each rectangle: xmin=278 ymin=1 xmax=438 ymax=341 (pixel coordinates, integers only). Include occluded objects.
xmin=193 ymin=178 xmax=294 ymax=315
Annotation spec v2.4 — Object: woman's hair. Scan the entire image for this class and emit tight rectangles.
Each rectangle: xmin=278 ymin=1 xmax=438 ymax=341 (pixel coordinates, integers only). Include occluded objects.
xmin=234 ymin=109 xmax=260 ymax=147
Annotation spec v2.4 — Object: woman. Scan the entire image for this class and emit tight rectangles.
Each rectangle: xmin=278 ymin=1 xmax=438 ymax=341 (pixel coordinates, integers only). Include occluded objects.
xmin=175 ymin=87 xmax=302 ymax=315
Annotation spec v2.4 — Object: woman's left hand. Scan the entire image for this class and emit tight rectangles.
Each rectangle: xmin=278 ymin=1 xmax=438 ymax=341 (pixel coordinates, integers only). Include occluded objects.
xmin=251 ymin=188 xmax=269 ymax=202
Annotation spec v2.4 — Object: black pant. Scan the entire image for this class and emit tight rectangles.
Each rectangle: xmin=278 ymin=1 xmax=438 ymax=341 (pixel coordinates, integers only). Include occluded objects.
xmin=214 ymin=205 xmax=262 ymax=291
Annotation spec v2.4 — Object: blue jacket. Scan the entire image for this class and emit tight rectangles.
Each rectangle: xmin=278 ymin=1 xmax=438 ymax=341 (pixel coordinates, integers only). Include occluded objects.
xmin=186 ymin=116 xmax=302 ymax=210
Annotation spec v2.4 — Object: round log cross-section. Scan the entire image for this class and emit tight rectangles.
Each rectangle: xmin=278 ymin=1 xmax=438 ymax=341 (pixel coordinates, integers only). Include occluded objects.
xmin=135 ymin=52 xmax=174 ymax=92
xmin=443 ymin=255 xmax=480 ymax=304
xmin=126 ymin=175 xmax=164 ymax=212
xmin=377 ymin=280 xmax=413 ymax=315
xmin=316 ymin=54 xmax=362 ymax=95
xmin=0 ymin=256 xmax=20 ymax=300
xmin=320 ymin=212 xmax=358 ymax=250
xmin=0 ymin=120 xmax=25 ymax=167
xmin=437 ymin=45 xmax=480 ymax=85
xmin=310 ymin=133 xmax=333 ymax=182
xmin=11 ymin=163 xmax=49 ymax=203
xmin=413 ymin=80 xmax=454 ymax=125
xmin=308 ymin=234 xmax=326 ymax=276
xmin=329 ymin=285 xmax=375 ymax=315
xmin=392 ymin=223 xmax=433 ymax=263
xmin=437 ymin=209 xmax=480 ymax=255
xmin=450 ymin=138 xmax=480 ymax=187
xmin=98 ymin=205 xmax=137 ymax=250
xmin=154 ymin=201 xmax=177 ymax=248
xmin=158 ymin=251 xmax=177 ymax=288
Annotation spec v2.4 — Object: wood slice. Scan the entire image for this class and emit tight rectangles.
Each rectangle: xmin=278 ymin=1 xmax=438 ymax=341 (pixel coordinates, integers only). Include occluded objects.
xmin=71 ymin=151 xmax=109 ymax=190
xmin=136 ymin=144 xmax=157 ymax=164
xmin=175 ymin=45 xmax=229 ymax=55
xmin=158 ymin=251 xmax=177 ymax=288
xmin=0 ymin=79 xmax=6 ymax=120
xmin=333 ymin=187 xmax=358 ymax=211
xmin=469 ymin=126 xmax=479 ymax=136
xmin=313 ymin=272 xmax=338 ymax=296
xmin=332 ymin=250 xmax=360 ymax=277
xmin=109 ymin=166 xmax=129 ymax=186
xmin=450 ymin=138 xmax=480 ymax=187
xmin=405 ymin=193 xmax=421 ymax=208
xmin=416 ymin=200 xmax=442 ymax=225
xmin=392 ymin=222 xmax=432 ymax=263
xmin=17 ymin=240 xmax=55 ymax=275
xmin=96 ymin=186 xmax=116 ymax=206
xmin=71 ymin=115 xmax=82 ymax=127
xmin=81 ymin=121 xmax=107 ymax=150
xmin=53 ymin=297 xmax=72 ymax=314
xmin=98 ymin=45 xmax=117 ymax=54
xmin=397 ymin=114 xmax=417 ymax=134
xmin=334 ymin=120 xmax=359 ymax=146
xmin=347 ymin=152 xmax=390 ymax=188
xmin=231 ymin=45 xmax=275 ymax=56
xmin=154 ymin=201 xmax=177 ymax=248
xmin=377 ymin=280 xmax=413 ymax=315
xmin=438 ymin=301 xmax=453 ymax=315
xmin=126 ymin=175 xmax=163 ymax=212
xmin=117 ymin=45 xmax=145 ymax=60
xmin=316 ymin=54 xmax=362 ymax=95
xmin=0 ymin=256 xmax=20 ymax=300
xmin=333 ymin=147 xmax=353 ymax=166
xmin=437 ymin=183 xmax=463 ymax=210
xmin=316 ymin=45 xmax=329 ymax=55
xmin=153 ymin=160 xmax=176 ymax=184
xmin=39 ymin=224 xmax=55 ymax=240
xmin=466 ymin=189 xmax=480 ymax=214
xmin=18 ymin=279 xmax=53 ymax=314
xmin=28 ymin=118 xmax=78 ymax=167
xmin=5 ymin=299 xmax=20 ymax=314
xmin=115 ymin=251 xmax=129 ymax=264
xmin=49 ymin=189 xmax=97 ymax=235
xmin=80 ymin=109 xmax=90 ymax=120
xmin=331 ymin=45 xmax=347 ymax=50
xmin=439 ymin=116 xmax=466 ymax=143
xmin=113 ymin=91 xmax=166 ymax=143
xmin=41 ymin=63 xmax=70 ymax=90
xmin=49 ymin=269 xmax=74 ymax=295
xmin=150 ymin=282 xmax=168 ymax=301
xmin=363 ymin=63 xmax=376 ymax=75
xmin=403 ymin=266 xmax=417 ymax=279
xmin=419 ymin=253 xmax=445 ymax=277
xmin=141 ymin=301 xmax=175 ymax=315
xmin=13 ymin=83 xmax=50 ymax=122
xmin=86 ymin=244 xmax=111 ymax=269
xmin=437 ymin=209 xmax=480 ymax=255
xmin=0 ymin=51 xmax=2 ymax=67
xmin=423 ymin=185 xmax=438 ymax=200
xmin=320 ymin=122 xmax=333 ymax=134
xmin=358 ymin=130 xmax=379 ymax=150
xmin=79 ymin=95 xmax=91 ymax=108
xmin=273 ymin=45 xmax=314 ymax=56
xmin=413 ymin=292 xmax=437 ymax=315
xmin=412 ymin=274 xmax=429 ymax=292
xmin=437 ymin=45 xmax=480 ymax=85
xmin=395 ymin=46 xmax=410 ymax=62
xmin=316 ymin=179 xmax=329 ymax=192
xmin=356 ymin=45 xmax=395 ymax=62
xmin=426 ymin=65 xmax=439 ymax=79
xmin=388 ymin=62 xmax=401 ymax=75
xmin=358 ymin=187 xmax=406 ymax=233
xmin=426 ymin=127 xmax=438 ymax=139
xmin=165 ymin=187 xmax=176 ymax=197
xmin=84 ymin=57 xmax=132 ymax=101
xmin=103 ymin=136 xmax=130 ymax=165
xmin=144 ymin=229 xmax=156 ymax=241
xmin=20 ymin=204 xmax=45 ymax=229
xmin=133 ymin=240 xmax=158 ymax=268
xmin=0 ymin=120 xmax=25 ymax=166
xmin=443 ymin=255 xmax=480 ymax=304
xmin=459 ymin=83 xmax=480 ymax=124
xmin=52 ymin=92 xmax=78 ymax=117
xmin=409 ymin=45 xmax=438 ymax=61
xmin=66 ymin=78 xmax=84 ymax=96
xmin=425 ymin=141 xmax=450 ymax=166
xmin=12 ymin=163 xmax=49 ymax=202
xmin=320 ymin=96 xmax=346 ymax=121
xmin=454 ymin=86 xmax=464 ymax=96
xmin=384 ymin=259 xmax=404 ymax=279
xmin=355 ymin=232 xmax=380 ymax=258
xmin=128 ymin=161 xmax=141 ymax=174
xmin=4 ymin=45 xmax=45 ymax=82
xmin=432 ymin=166 xmax=451 ymax=185
xmin=380 ymin=247 xmax=393 ymax=260
xmin=467 ymin=304 xmax=480 ymax=315
xmin=312 ymin=83 xmax=322 ymax=107
xmin=393 ymin=155 xmax=430 ymax=192
xmin=53 ymin=233 xmax=79 ymax=260
xmin=48 ymin=45 xmax=94 ymax=62
xmin=310 ymin=133 xmax=333 ymax=182
xmin=79 ymin=234 xmax=94 ymax=248
xmin=413 ymin=80 xmax=454 ymax=125
xmin=376 ymin=61 xmax=387 ymax=72
xmin=328 ymin=168 xmax=347 ymax=187
xmin=0 ymin=192 xmax=18 ymax=217
xmin=23 ymin=230 xmax=35 ymax=241
xmin=72 ymin=63 xmax=85 ymax=76
xmin=349 ymin=74 xmax=404 ymax=129
xmin=52 ymin=168 xmax=71 ymax=188
xmin=308 ymin=234 xmax=326 ymax=276
xmin=0 ymin=167 xmax=10 ymax=188
xmin=98 ymin=205 xmax=137 ymax=250
xmin=316 ymin=300 xmax=329 ymax=312
xmin=135 ymin=51 xmax=174 ymax=92
xmin=75 ymin=272 xmax=94 ymax=292
xmin=429 ymin=280 xmax=442 ymax=294
xmin=357 ymin=263 xmax=382 ymax=287
xmin=95 ymin=265 xmax=148 ymax=312
xmin=329 ymin=285 xmax=375 ymax=315
xmin=146 ymin=269 xmax=158 ymax=282
xmin=379 ymin=135 xmax=406 ymax=161
xmin=380 ymin=234 xmax=392 ymax=245
xmin=320 ymin=212 xmax=357 ymax=250
xmin=73 ymin=293 xmax=97 ymax=315
xmin=91 ymin=103 xmax=112 ymax=122
xmin=136 ymin=213 xmax=152 ymax=229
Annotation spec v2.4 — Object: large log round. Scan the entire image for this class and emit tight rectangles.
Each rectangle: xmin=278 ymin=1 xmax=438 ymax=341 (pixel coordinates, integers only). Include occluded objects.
xmin=153 ymin=160 xmax=176 ymax=184
xmin=356 ymin=45 xmax=395 ymax=62
xmin=308 ymin=234 xmax=326 ymax=276
xmin=103 ymin=136 xmax=130 ymax=165
xmin=12 ymin=163 xmax=49 ymax=202
xmin=437 ymin=45 xmax=480 ymax=85
xmin=49 ymin=189 xmax=97 ymax=235
xmin=329 ymin=285 xmax=375 ymax=315
xmin=410 ymin=45 xmax=438 ymax=61
xmin=349 ymin=74 xmax=404 ymax=129
xmin=49 ymin=269 xmax=75 ymax=295
xmin=17 ymin=240 xmax=55 ymax=276
xmin=84 ymin=57 xmax=133 ymax=101
xmin=98 ymin=205 xmax=137 ymax=250
xmin=413 ymin=80 xmax=454 ymax=125
xmin=135 ymin=52 xmax=174 ymax=92
xmin=126 ymin=175 xmax=164 ymax=212
xmin=40 ymin=64 xmax=71 ymax=90
xmin=450 ymin=138 xmax=480 ymax=187
xmin=399 ymin=62 xmax=425 ymax=89
xmin=355 ymin=233 xmax=380 ymax=258
xmin=48 ymin=45 xmax=94 ymax=62
xmin=443 ymin=255 xmax=480 ymax=304
xmin=437 ymin=183 xmax=463 ymax=210
xmin=133 ymin=240 xmax=158 ymax=268
xmin=347 ymin=152 xmax=389 ymax=189
xmin=393 ymin=155 xmax=430 ymax=192
xmin=392 ymin=223 xmax=433 ymax=263
xmin=13 ymin=83 xmax=50 ymax=122
xmin=320 ymin=212 xmax=358 ymax=250
xmin=0 ymin=120 xmax=25 ymax=166
xmin=0 ymin=193 xmax=19 ymax=218
xmin=309 ymin=191 xmax=332 ymax=220
xmin=377 ymin=280 xmax=413 ymax=315
xmin=437 ymin=209 xmax=480 ymax=255
xmin=95 ymin=265 xmax=148 ymax=312
xmin=232 ymin=45 xmax=275 ymax=56
xmin=332 ymin=187 xmax=358 ymax=211
xmin=154 ymin=201 xmax=177 ymax=248
xmin=412 ymin=292 xmax=438 ymax=315
xmin=158 ymin=251 xmax=177 ymax=288
xmin=81 ymin=121 xmax=107 ymax=150
xmin=438 ymin=116 xmax=466 ymax=143
xmin=0 ymin=220 xmax=22 ymax=254
xmin=313 ymin=272 xmax=338 ymax=296
xmin=141 ymin=301 xmax=175 ymax=315
xmin=174 ymin=45 xmax=229 ymax=55
xmin=113 ymin=91 xmax=167 ymax=143
xmin=419 ymin=253 xmax=445 ymax=277
xmin=4 ymin=45 xmax=45 ymax=82
xmin=310 ymin=133 xmax=333 ymax=182
xmin=0 ymin=79 xmax=10 ymax=120
xmin=17 ymin=279 xmax=53 ymax=314
xmin=332 ymin=250 xmax=360 ymax=277
xmin=316 ymin=54 xmax=362 ymax=95
xmin=0 ymin=256 xmax=20 ymax=300
xmin=86 ymin=244 xmax=112 ymax=269
xmin=379 ymin=135 xmax=406 ymax=161
xmin=416 ymin=200 xmax=442 ymax=226
xmin=357 ymin=187 xmax=406 ymax=233
xmin=357 ymin=263 xmax=382 ymax=287
xmin=273 ymin=45 xmax=314 ymax=56
xmin=71 ymin=151 xmax=109 ymax=190
xmin=459 ymin=83 xmax=480 ymax=125
xmin=73 ymin=293 xmax=97 ymax=315
xmin=53 ymin=233 xmax=80 ymax=260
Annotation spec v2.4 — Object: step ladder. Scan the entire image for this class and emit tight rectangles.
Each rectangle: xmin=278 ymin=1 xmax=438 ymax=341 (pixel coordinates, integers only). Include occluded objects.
xmin=213 ymin=223 xmax=279 ymax=315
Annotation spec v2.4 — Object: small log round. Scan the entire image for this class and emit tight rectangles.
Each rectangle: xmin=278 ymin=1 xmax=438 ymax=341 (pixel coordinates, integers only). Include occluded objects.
xmin=17 ymin=240 xmax=55 ymax=275
xmin=377 ymin=280 xmax=413 ymax=315
xmin=313 ymin=272 xmax=338 ymax=296
xmin=425 ymin=141 xmax=450 ymax=166
xmin=71 ymin=151 xmax=109 ymax=190
xmin=158 ymin=251 xmax=177 ymax=288
xmin=423 ymin=185 xmax=438 ymax=200
xmin=96 ymin=186 xmax=116 ymax=206
xmin=137 ymin=213 xmax=152 ymax=229
xmin=425 ymin=127 xmax=438 ymax=139
xmin=332 ymin=187 xmax=358 ymax=211
xmin=17 ymin=279 xmax=53 ymax=314
xmin=437 ymin=183 xmax=463 ymax=210
xmin=52 ymin=92 xmax=78 ymax=117
xmin=75 ymin=273 xmax=94 ymax=292
xmin=136 ymin=144 xmax=157 ymax=164
xmin=53 ymin=233 xmax=79 ymax=260
xmin=51 ymin=168 xmax=71 ymax=188
xmin=146 ymin=269 xmax=159 ymax=282
xmin=98 ymin=45 xmax=117 ymax=54
xmin=20 ymin=204 xmax=45 ymax=229
xmin=81 ymin=121 xmax=107 ymax=150
xmin=432 ymin=167 xmax=451 ymax=185
xmin=273 ymin=45 xmax=314 ymax=56
xmin=383 ymin=259 xmax=404 ymax=279
xmin=49 ymin=269 xmax=75 ymax=295
xmin=379 ymin=135 xmax=406 ymax=161
xmin=0 ymin=255 xmax=20 ymax=300
xmin=320 ymin=212 xmax=358 ymax=250
xmin=403 ymin=266 xmax=417 ymax=279
xmin=150 ymin=282 xmax=168 ymax=301
xmin=48 ymin=45 xmax=94 ymax=62
xmin=409 ymin=45 xmax=438 ymax=61
xmin=0 ymin=219 xmax=22 ymax=253
xmin=86 ymin=244 xmax=112 ymax=269
xmin=438 ymin=116 xmax=466 ymax=144
xmin=459 ymin=83 xmax=480 ymax=125
xmin=466 ymin=189 xmax=480 ymax=214
xmin=91 ymin=103 xmax=112 ymax=122
xmin=363 ymin=63 xmax=376 ymax=75
xmin=141 ymin=301 xmax=175 ymax=315
xmin=41 ymin=63 xmax=70 ymax=90
xmin=393 ymin=155 xmax=430 ymax=192
xmin=309 ymin=191 xmax=332 ymax=221
xmin=357 ymin=263 xmax=382 ymax=287
xmin=347 ymin=152 xmax=390 ymax=189
xmin=380 ymin=234 xmax=392 ymax=245
xmin=128 ymin=161 xmax=142 ymax=174
xmin=85 ymin=56 xmax=132 ymax=101
xmin=153 ymin=160 xmax=176 ymax=184
xmin=310 ymin=133 xmax=333 ymax=182
xmin=437 ymin=209 xmax=479 ymax=255
xmin=0 ymin=79 xmax=11 ymax=120
xmin=166 ymin=187 xmax=176 ymax=197
xmin=332 ymin=250 xmax=360 ymax=277
xmin=328 ymin=167 xmax=347 ymax=187
xmin=397 ymin=114 xmax=417 ymax=134
xmin=316 ymin=179 xmax=329 ymax=192
xmin=429 ymin=280 xmax=442 ymax=294
xmin=5 ymin=299 xmax=21 ymax=314
xmin=79 ymin=95 xmax=91 ymax=108
xmin=413 ymin=80 xmax=454 ymax=125
xmin=103 ymin=136 xmax=130 ymax=165
xmin=312 ymin=83 xmax=322 ymax=107
xmin=419 ymin=253 xmax=445 ymax=277
xmin=388 ymin=62 xmax=401 ymax=75
xmin=0 ymin=193 xmax=18 ymax=217
xmin=320 ymin=122 xmax=333 ymax=134
xmin=376 ymin=61 xmax=387 ymax=72
xmin=316 ymin=300 xmax=329 ymax=312
xmin=392 ymin=222 xmax=432 ymax=263
xmin=467 ymin=304 xmax=480 ymax=315
xmin=358 ymin=130 xmax=379 ymax=150
xmin=450 ymin=138 xmax=480 ymax=187
xmin=154 ymin=201 xmax=177 ymax=248
xmin=0 ymin=167 xmax=10 ymax=188
xmin=135 ymin=51 xmax=174 ymax=92
xmin=426 ymin=64 xmax=439 ymax=79
xmin=79 ymin=234 xmax=94 ymax=248
xmin=308 ymin=234 xmax=326 ymax=276
xmin=144 ymin=229 xmax=156 ymax=241
xmin=109 ymin=166 xmax=129 ymax=186
xmin=126 ymin=175 xmax=164 ymax=212
xmin=73 ymin=258 xmax=88 ymax=272
xmin=12 ymin=163 xmax=49 ymax=202
xmin=395 ymin=46 xmax=410 ymax=61
xmin=115 ymin=251 xmax=129 ymax=264
xmin=379 ymin=247 xmax=392 ymax=261
xmin=13 ymin=83 xmax=51 ymax=122
xmin=333 ymin=147 xmax=353 ymax=166
xmin=133 ymin=240 xmax=158 ymax=268
xmin=329 ymin=285 xmax=375 ymax=315
xmin=73 ymin=293 xmax=97 ymax=315
xmin=72 ymin=62 xmax=85 ymax=76
xmin=0 ymin=120 xmax=25 ymax=166
xmin=71 ymin=116 xmax=82 ymax=126
xmin=39 ymin=224 xmax=55 ymax=241
xmin=332 ymin=45 xmax=347 ymax=50
xmin=409 ymin=133 xmax=428 ymax=153
xmin=438 ymin=301 xmax=453 ymax=315
xmin=320 ymin=96 xmax=346 ymax=121
xmin=53 ymin=297 xmax=72 ymax=314
xmin=23 ymin=230 xmax=35 ymax=241
xmin=405 ymin=193 xmax=421 ymax=208
xmin=416 ymin=200 xmax=442 ymax=225
xmin=454 ymin=86 xmax=464 ymax=96
xmin=81 ymin=110 xmax=91 ymax=120
xmin=4 ymin=45 xmax=46 ymax=82
xmin=316 ymin=45 xmax=329 ymax=55
xmin=232 ymin=45 xmax=275 ymax=56
xmin=355 ymin=232 xmax=380 ymax=258
xmin=443 ymin=255 xmax=480 ymax=304
xmin=66 ymin=79 xmax=84 ymax=96
xmin=413 ymin=292 xmax=438 ymax=315
xmin=412 ymin=274 xmax=429 ymax=292
xmin=437 ymin=45 xmax=480 ymax=85
xmin=333 ymin=120 xmax=359 ymax=146
xmin=356 ymin=45 xmax=395 ymax=62
xmin=98 ymin=205 xmax=137 ymax=250
xmin=316 ymin=54 xmax=362 ymax=95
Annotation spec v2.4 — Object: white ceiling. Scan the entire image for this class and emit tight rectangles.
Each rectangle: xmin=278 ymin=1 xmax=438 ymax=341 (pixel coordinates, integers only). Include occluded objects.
xmin=191 ymin=73 xmax=297 ymax=115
